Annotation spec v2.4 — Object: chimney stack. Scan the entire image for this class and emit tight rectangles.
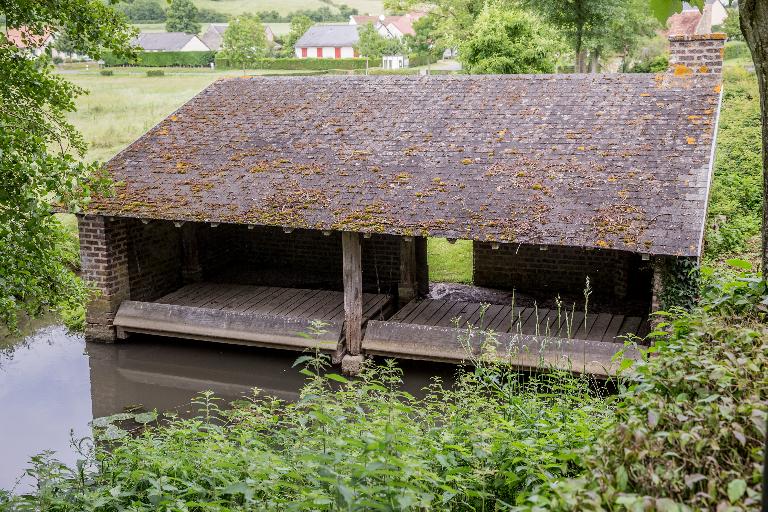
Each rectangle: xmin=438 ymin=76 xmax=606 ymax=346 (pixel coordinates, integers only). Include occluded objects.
xmin=668 ymin=33 xmax=726 ymax=75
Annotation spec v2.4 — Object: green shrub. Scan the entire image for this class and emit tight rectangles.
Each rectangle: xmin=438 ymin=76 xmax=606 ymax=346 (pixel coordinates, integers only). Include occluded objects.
xmin=5 ymin=351 xmax=612 ymax=509
xmin=145 ymin=69 xmax=164 ymax=77
xmin=705 ymin=67 xmax=762 ymax=260
xmin=102 ymin=50 xmax=216 ymax=67
xmin=517 ymin=269 xmax=767 ymax=511
xmin=628 ymin=54 xmax=669 ymax=73
xmin=214 ymin=55 xmax=375 ymax=70
xmin=408 ymin=52 xmax=440 ymax=67
xmin=725 ymin=41 xmax=751 ymax=61
xmin=99 ymin=69 xmax=113 ymax=76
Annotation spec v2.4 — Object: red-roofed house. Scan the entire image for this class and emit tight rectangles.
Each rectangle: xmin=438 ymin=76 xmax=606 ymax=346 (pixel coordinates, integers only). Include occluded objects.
xmin=349 ymin=11 xmax=427 ymax=39
xmin=5 ymin=27 xmax=54 ymax=57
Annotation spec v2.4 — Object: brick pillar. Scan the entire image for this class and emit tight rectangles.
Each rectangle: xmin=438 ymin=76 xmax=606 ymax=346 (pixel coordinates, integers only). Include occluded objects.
xmin=668 ymin=33 xmax=726 ymax=75
xmin=78 ymin=215 xmax=130 ymax=342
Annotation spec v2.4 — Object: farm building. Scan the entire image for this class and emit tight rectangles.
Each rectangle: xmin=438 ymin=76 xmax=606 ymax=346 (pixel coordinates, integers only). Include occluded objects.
xmin=132 ymin=32 xmax=210 ymax=52
xmin=78 ymin=34 xmax=725 ymax=376
xmin=200 ymin=23 xmax=278 ymax=52
xmin=294 ymin=24 xmax=360 ymax=59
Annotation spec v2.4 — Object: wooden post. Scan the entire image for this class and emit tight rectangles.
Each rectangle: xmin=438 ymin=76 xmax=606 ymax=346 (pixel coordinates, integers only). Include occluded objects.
xmin=415 ymin=236 xmax=429 ymax=297
xmin=181 ymin=223 xmax=203 ymax=283
xmin=399 ymin=237 xmax=417 ymax=307
xmin=342 ymin=231 xmax=363 ymax=356
xmin=649 ymin=256 xmax=666 ymax=330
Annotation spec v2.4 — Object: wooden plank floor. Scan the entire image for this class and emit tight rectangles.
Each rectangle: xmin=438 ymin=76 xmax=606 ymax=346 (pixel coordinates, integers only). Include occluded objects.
xmin=156 ymin=283 xmax=391 ymax=324
xmin=390 ymin=299 xmax=648 ymax=343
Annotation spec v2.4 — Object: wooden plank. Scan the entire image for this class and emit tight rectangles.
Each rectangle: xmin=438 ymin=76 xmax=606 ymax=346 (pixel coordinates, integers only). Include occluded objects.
xmin=198 ymin=285 xmax=250 ymax=310
xmin=486 ymin=306 xmax=517 ymax=333
xmin=217 ymin=286 xmax=266 ymax=310
xmin=226 ymin=286 xmax=279 ymax=313
xmin=510 ymin=307 xmax=535 ymax=334
xmin=536 ymin=309 xmax=558 ymax=337
xmin=520 ymin=307 xmax=544 ymax=335
xmin=305 ymin=291 xmax=345 ymax=321
xmin=574 ymin=311 xmax=602 ymax=340
xmin=166 ymin=283 xmax=220 ymax=306
xmin=454 ymin=302 xmax=482 ymax=328
xmin=388 ymin=299 xmax=421 ymax=322
xmin=566 ymin=310 xmax=587 ymax=339
xmin=259 ymin=288 xmax=305 ymax=315
xmin=362 ymin=320 xmax=640 ymax=376
xmin=362 ymin=295 xmax=391 ymax=321
xmin=478 ymin=304 xmax=506 ymax=331
xmin=635 ymin=317 xmax=651 ymax=339
xmin=429 ymin=301 xmax=468 ymax=328
xmin=601 ymin=314 xmax=625 ymax=342
xmin=619 ymin=316 xmax=643 ymax=338
xmin=410 ymin=300 xmax=449 ymax=326
xmin=401 ymin=299 xmax=433 ymax=323
xmin=586 ymin=312 xmax=613 ymax=342
xmin=342 ymin=232 xmax=363 ymax=355
xmin=157 ymin=283 xmax=205 ymax=304
xmin=181 ymin=284 xmax=233 ymax=308
xmin=283 ymin=289 xmax=324 ymax=317
xmin=114 ymin=301 xmax=342 ymax=352
xmin=242 ymin=287 xmax=296 ymax=314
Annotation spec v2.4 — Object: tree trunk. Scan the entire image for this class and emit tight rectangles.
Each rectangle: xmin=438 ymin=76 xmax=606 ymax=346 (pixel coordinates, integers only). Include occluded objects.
xmin=575 ymin=24 xmax=584 ymax=73
xmin=739 ymin=0 xmax=768 ymax=276
xmin=590 ymin=49 xmax=600 ymax=73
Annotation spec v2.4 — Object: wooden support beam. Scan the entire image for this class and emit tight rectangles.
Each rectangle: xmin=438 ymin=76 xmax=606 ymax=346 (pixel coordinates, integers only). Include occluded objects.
xmin=181 ymin=223 xmax=203 ymax=283
xmin=399 ymin=236 xmax=417 ymax=307
xmin=342 ymin=232 xmax=363 ymax=355
xmin=415 ymin=236 xmax=429 ymax=297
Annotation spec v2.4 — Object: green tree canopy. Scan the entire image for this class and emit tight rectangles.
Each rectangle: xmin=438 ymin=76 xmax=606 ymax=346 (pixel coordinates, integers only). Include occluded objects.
xmin=219 ymin=14 xmax=269 ymax=70
xmin=0 ymin=0 xmax=134 ymax=330
xmin=459 ymin=5 xmax=565 ymax=74
xmin=165 ymin=0 xmax=200 ymax=34
xmin=281 ymin=14 xmax=313 ymax=57
xmin=116 ymin=0 xmax=166 ymax=23
xmin=356 ymin=23 xmax=404 ymax=58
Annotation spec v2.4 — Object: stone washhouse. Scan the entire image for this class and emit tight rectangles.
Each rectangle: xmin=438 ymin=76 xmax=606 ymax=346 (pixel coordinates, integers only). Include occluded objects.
xmin=77 ymin=34 xmax=726 ymax=376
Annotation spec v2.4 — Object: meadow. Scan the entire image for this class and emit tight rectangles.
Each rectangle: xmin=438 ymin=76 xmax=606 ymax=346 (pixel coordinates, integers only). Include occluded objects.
xmin=193 ymin=0 xmax=383 ymax=17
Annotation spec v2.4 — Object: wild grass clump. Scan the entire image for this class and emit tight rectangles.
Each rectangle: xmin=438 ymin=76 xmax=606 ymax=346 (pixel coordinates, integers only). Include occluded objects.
xmin=145 ymin=69 xmax=165 ymax=77
xmin=5 ymin=357 xmax=612 ymax=510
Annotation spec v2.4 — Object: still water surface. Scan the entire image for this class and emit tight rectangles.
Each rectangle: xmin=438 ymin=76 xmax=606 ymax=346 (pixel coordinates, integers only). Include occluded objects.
xmin=0 ymin=323 xmax=457 ymax=492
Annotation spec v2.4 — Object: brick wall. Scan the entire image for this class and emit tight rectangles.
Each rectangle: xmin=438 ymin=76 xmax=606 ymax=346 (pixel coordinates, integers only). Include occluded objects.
xmin=210 ymin=225 xmax=402 ymax=294
xmin=79 ymin=215 xmax=130 ymax=341
xmin=125 ymin=219 xmax=183 ymax=301
xmin=668 ymin=33 xmax=726 ymax=75
xmin=473 ymin=242 xmax=650 ymax=303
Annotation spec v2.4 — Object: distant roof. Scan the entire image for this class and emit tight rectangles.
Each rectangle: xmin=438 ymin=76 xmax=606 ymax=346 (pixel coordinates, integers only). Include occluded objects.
xmin=91 ymin=73 xmax=722 ymax=257
xmin=351 ymin=11 xmax=426 ymax=36
xmin=201 ymin=23 xmax=275 ymax=51
xmin=668 ymin=10 xmax=703 ymax=35
xmin=132 ymin=32 xmax=202 ymax=51
xmin=295 ymin=24 xmax=360 ymax=48
xmin=5 ymin=27 xmax=53 ymax=48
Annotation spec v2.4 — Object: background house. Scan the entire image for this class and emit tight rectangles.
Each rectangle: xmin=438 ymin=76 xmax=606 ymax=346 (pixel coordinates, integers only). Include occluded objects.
xmin=5 ymin=26 xmax=85 ymax=60
xmin=132 ymin=32 xmax=210 ymax=52
xmin=349 ymin=11 xmax=426 ymax=39
xmin=200 ymin=23 xmax=278 ymax=51
xmin=669 ymin=0 xmax=729 ymax=36
xmin=294 ymin=24 xmax=360 ymax=58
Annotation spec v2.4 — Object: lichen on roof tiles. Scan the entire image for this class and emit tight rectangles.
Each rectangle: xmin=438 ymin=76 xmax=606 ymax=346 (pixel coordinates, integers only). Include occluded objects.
xmin=89 ymin=73 xmax=722 ymax=257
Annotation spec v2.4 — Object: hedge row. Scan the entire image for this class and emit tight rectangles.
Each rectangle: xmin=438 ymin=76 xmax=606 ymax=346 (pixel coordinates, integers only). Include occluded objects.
xmin=408 ymin=53 xmax=440 ymax=67
xmin=724 ymin=40 xmax=751 ymax=61
xmin=214 ymin=55 xmax=376 ymax=70
xmin=103 ymin=51 xmax=216 ymax=67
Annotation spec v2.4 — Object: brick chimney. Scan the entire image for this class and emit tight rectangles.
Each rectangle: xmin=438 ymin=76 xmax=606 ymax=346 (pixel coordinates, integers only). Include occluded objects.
xmin=668 ymin=33 xmax=727 ymax=75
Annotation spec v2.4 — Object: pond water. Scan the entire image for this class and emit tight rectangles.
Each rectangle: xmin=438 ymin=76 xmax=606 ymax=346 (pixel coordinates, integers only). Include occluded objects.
xmin=0 ymin=324 xmax=458 ymax=492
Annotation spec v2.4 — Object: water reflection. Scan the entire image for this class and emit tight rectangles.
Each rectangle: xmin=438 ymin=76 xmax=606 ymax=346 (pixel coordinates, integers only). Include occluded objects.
xmin=0 ymin=324 xmax=459 ymax=491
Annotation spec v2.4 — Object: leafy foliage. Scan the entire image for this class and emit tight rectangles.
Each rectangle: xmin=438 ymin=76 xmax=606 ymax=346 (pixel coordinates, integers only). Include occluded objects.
xmin=218 ymin=15 xmax=269 ymax=71
xmin=517 ymin=269 xmax=767 ymax=510
xmin=459 ymin=5 xmax=564 ymax=74
xmin=165 ymin=0 xmax=200 ymax=34
xmin=705 ymin=67 xmax=763 ymax=261
xmin=103 ymin=50 xmax=216 ymax=67
xmin=115 ymin=0 xmax=167 ymax=23
xmin=356 ymin=23 xmax=405 ymax=58
xmin=6 ymin=358 xmax=612 ymax=509
xmin=279 ymin=14 xmax=313 ymax=58
xmin=0 ymin=0 xmax=134 ymax=331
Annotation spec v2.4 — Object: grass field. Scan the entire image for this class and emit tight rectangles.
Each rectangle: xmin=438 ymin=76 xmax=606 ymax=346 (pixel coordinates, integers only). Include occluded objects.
xmin=194 ymin=0 xmax=383 ymax=17
xmin=427 ymin=239 xmax=473 ymax=284
xmin=64 ymin=67 xmax=320 ymax=162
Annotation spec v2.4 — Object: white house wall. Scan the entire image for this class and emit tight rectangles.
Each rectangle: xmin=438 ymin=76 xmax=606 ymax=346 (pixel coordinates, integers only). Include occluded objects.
xmin=295 ymin=46 xmax=355 ymax=58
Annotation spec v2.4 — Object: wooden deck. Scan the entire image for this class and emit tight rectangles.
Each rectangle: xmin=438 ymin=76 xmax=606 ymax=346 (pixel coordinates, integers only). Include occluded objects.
xmin=113 ymin=283 xmax=392 ymax=353
xmin=386 ymin=299 xmax=649 ymax=341
xmin=362 ymin=299 xmax=646 ymax=376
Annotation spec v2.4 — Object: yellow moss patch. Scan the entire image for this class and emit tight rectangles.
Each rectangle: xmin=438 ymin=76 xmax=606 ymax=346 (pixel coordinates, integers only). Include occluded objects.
xmin=673 ymin=64 xmax=693 ymax=77
xmin=461 ymin=158 xmax=473 ymax=165
xmin=686 ymin=136 xmax=696 ymax=145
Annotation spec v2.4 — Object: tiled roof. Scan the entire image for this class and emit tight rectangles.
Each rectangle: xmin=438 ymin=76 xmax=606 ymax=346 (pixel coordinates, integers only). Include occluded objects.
xmin=132 ymin=32 xmax=201 ymax=51
xmin=295 ymin=24 xmax=360 ymax=48
xmin=668 ymin=10 xmax=703 ymax=35
xmin=5 ymin=27 xmax=52 ymax=48
xmin=91 ymin=73 xmax=723 ymax=256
